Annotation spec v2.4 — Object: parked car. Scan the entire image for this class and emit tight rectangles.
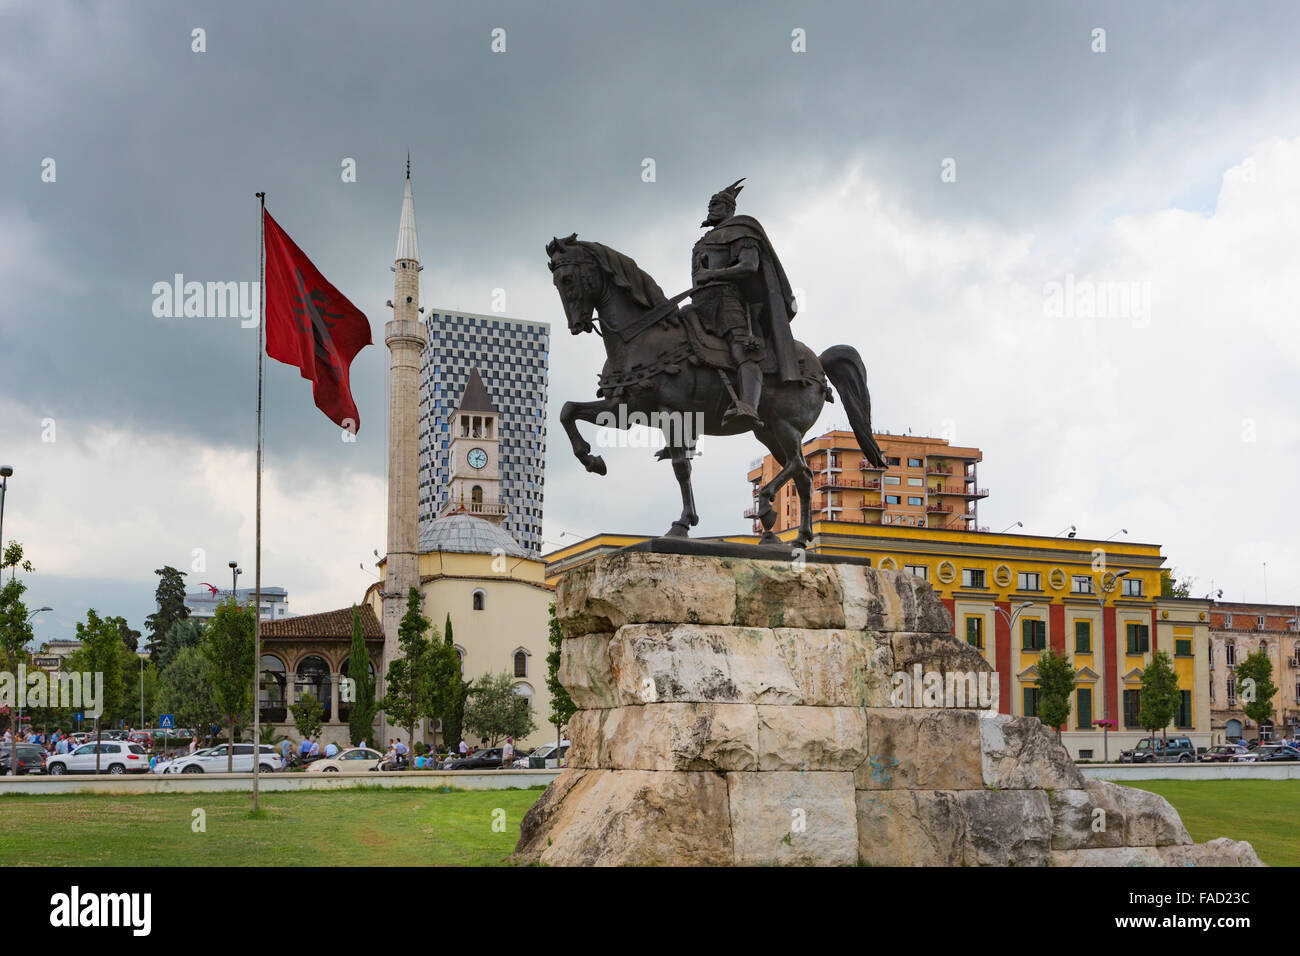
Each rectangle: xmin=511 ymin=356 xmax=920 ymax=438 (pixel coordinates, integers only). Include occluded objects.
xmin=524 ymin=742 xmax=571 ymax=769
xmin=307 ymin=747 xmax=383 ymax=772
xmin=127 ymin=731 xmax=155 ymax=750
xmin=1200 ymin=744 xmax=1247 ymax=763
xmin=46 ymin=741 xmax=150 ymax=775
xmin=165 ymin=744 xmax=283 ymax=774
xmin=1254 ymin=745 xmax=1300 ymax=762
xmin=0 ymin=744 xmax=48 ymax=775
xmin=442 ymin=747 xmax=506 ymax=771
xmin=1119 ymin=736 xmax=1197 ymax=764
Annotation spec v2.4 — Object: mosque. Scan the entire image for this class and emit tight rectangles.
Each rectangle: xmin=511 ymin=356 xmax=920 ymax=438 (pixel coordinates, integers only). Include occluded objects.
xmin=259 ymin=169 xmax=555 ymax=749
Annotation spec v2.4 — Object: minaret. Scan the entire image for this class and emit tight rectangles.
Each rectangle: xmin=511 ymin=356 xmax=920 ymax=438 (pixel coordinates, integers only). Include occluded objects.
xmin=382 ymin=159 xmax=427 ymax=729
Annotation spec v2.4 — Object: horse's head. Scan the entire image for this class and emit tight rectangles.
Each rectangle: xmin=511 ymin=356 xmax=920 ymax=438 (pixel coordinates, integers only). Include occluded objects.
xmin=547 ymin=233 xmax=599 ymax=335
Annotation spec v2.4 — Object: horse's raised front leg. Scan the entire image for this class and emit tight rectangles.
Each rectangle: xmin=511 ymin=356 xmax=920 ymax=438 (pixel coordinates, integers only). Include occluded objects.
xmin=663 ymin=444 xmax=700 ymax=537
xmin=560 ymin=398 xmax=614 ymax=475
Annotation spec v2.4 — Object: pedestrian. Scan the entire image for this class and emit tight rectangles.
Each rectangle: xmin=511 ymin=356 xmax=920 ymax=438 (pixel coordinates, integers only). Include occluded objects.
xmin=280 ymin=737 xmax=292 ymax=766
xmin=458 ymin=738 xmax=468 ymax=756
xmin=325 ymin=740 xmax=339 ymax=759
xmin=394 ymin=739 xmax=408 ymax=767
xmin=501 ymin=736 xmax=514 ymax=769
xmin=298 ymin=737 xmax=312 ymax=758
xmin=309 ymin=738 xmax=321 ymax=758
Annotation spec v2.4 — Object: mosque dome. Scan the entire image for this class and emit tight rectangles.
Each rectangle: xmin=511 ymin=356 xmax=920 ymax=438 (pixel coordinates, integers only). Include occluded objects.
xmin=417 ymin=511 xmax=529 ymax=558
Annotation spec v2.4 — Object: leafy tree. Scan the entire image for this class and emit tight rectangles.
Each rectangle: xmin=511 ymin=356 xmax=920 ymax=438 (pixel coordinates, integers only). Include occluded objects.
xmin=1138 ymin=650 xmax=1181 ymax=749
xmin=66 ymin=609 xmax=127 ymax=772
xmin=0 ymin=542 xmax=34 ymax=749
xmin=202 ymin=598 xmax=255 ymax=772
xmin=545 ymin=602 xmax=576 ymax=745
xmin=381 ymin=588 xmax=434 ymax=762
xmin=117 ymin=618 xmax=142 ymax=653
xmin=464 ymin=671 xmax=536 ymax=747
xmin=346 ymin=605 xmax=377 ymax=746
xmin=156 ymin=617 xmax=205 ymax=671
xmin=157 ymin=645 xmax=222 ymax=746
xmin=145 ymin=566 xmax=190 ymax=659
xmin=290 ymin=691 xmax=324 ymax=741
xmin=1159 ymin=569 xmax=1194 ymax=599
xmin=433 ymin=612 xmax=469 ymax=750
xmin=1034 ymin=647 xmax=1076 ymax=740
xmin=1235 ymin=650 xmax=1278 ymax=739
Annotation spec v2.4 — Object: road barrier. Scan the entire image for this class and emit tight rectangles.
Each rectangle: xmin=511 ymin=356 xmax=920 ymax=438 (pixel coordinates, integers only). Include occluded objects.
xmin=1082 ymin=763 xmax=1300 ymax=781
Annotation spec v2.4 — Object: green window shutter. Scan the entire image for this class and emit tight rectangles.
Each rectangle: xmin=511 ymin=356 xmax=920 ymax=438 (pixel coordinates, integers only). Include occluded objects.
xmin=1037 ymin=620 xmax=1047 ymax=650
xmin=1175 ymin=638 xmax=1192 ymax=657
xmin=1023 ymin=687 xmax=1038 ymax=717
xmin=1076 ymin=688 xmax=1093 ymax=729
xmin=1125 ymin=623 xmax=1135 ymax=654
xmin=1140 ymin=625 xmax=1150 ymax=653
xmin=1075 ymin=620 xmax=1091 ymax=653
xmin=1177 ymin=690 xmax=1192 ymax=728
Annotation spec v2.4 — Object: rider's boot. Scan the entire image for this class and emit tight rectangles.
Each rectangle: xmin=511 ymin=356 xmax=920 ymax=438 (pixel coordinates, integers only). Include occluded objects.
xmin=722 ymin=361 xmax=764 ymax=429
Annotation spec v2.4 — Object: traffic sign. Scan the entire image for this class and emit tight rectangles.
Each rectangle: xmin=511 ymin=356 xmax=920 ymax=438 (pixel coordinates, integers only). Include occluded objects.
xmin=159 ymin=714 xmax=175 ymax=729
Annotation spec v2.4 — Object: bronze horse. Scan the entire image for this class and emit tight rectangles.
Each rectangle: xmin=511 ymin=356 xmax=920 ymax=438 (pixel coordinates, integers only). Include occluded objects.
xmin=549 ymin=234 xmax=884 ymax=547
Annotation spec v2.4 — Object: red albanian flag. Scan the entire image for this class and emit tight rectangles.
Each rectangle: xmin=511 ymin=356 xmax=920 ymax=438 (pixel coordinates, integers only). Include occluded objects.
xmin=263 ymin=209 xmax=372 ymax=433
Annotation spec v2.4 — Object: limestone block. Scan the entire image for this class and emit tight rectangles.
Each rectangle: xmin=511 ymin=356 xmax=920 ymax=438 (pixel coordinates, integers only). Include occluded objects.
xmin=727 ymin=771 xmax=858 ymax=866
xmin=730 ymin=561 xmax=845 ymax=629
xmin=954 ymin=789 xmax=1053 ymax=866
xmin=856 ymin=789 xmax=966 ymax=866
xmin=514 ymin=769 xmax=734 ymax=866
xmin=1049 ymin=784 xmax=1125 ymax=850
xmin=980 ymin=714 xmax=1085 ymax=790
xmin=772 ymin=627 xmax=894 ymax=707
xmin=556 ymin=553 xmax=738 ymax=638
xmin=609 ymin=623 xmax=800 ymax=705
xmin=1159 ymin=839 xmax=1264 ymax=867
xmin=856 ymin=708 xmax=983 ymax=790
xmin=1048 ymin=846 xmax=1165 ymax=867
xmin=557 ymin=633 xmax=617 ymax=709
xmin=1084 ymin=780 xmax=1191 ymax=847
xmin=599 ymin=703 xmax=759 ymax=771
xmin=755 ymin=705 xmax=868 ymax=772
xmin=564 ymin=708 xmax=603 ymax=770
xmin=840 ymin=566 xmax=952 ymax=633
xmin=890 ymin=631 xmax=993 ymax=679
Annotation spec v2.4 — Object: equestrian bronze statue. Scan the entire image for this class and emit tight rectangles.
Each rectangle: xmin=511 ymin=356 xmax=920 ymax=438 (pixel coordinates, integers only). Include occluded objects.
xmin=549 ymin=179 xmax=885 ymax=548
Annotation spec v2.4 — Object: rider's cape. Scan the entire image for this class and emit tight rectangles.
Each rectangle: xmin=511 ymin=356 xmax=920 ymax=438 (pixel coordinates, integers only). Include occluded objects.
xmin=709 ymin=214 xmax=800 ymax=382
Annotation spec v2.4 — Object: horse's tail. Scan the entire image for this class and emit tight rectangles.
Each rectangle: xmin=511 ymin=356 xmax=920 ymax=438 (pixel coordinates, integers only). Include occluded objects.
xmin=819 ymin=345 xmax=885 ymax=467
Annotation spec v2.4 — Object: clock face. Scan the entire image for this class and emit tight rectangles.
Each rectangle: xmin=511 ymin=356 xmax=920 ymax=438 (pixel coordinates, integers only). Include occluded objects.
xmin=467 ymin=448 xmax=488 ymax=470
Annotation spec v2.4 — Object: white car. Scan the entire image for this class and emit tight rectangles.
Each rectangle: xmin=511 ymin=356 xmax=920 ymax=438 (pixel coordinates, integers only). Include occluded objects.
xmin=154 ymin=747 xmax=219 ymax=774
xmin=47 ymin=741 xmax=151 ymax=775
xmin=306 ymin=747 xmax=384 ymax=772
xmin=166 ymin=743 xmax=284 ymax=774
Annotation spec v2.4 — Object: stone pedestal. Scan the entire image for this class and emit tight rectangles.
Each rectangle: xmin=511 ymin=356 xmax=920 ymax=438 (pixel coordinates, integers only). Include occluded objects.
xmin=515 ymin=551 xmax=1262 ymax=867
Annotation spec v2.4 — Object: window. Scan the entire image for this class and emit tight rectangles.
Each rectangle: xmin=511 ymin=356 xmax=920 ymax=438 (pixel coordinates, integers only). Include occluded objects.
xmin=908 ymin=457 xmax=923 ymax=468
xmin=1022 ymin=687 xmax=1041 ymax=718
xmin=1227 ymin=679 xmax=1236 ymax=706
xmin=1125 ymin=623 xmax=1150 ymax=654
xmin=961 ymin=568 xmax=985 ymax=589
xmin=295 ymin=656 xmax=332 ymax=722
xmin=1076 ymin=688 xmax=1093 ymax=729
xmin=1071 ymin=576 xmax=1093 ymax=594
xmin=1257 ymin=615 xmax=1266 ymax=628
xmin=1021 ymin=619 xmax=1046 ymax=651
xmin=1074 ymin=620 xmax=1092 ymax=654
xmin=472 ymin=589 xmax=485 ymax=611
xmin=1122 ymin=578 xmax=1143 ymax=596
xmin=965 ymin=616 xmax=984 ymax=649
xmin=1123 ymin=689 xmax=1142 ymax=729
xmin=907 ymin=496 xmax=923 ymax=506
xmin=1018 ymin=571 xmax=1041 ymax=591
xmin=884 ymin=475 xmax=900 ymax=485
xmin=886 ymin=456 xmax=900 ymax=466
xmin=1175 ymin=691 xmax=1193 ymax=729
xmin=904 ymin=564 xmax=928 ymax=581
xmin=885 ymin=495 xmax=901 ymax=505
xmin=1226 ymin=643 xmax=1236 ymax=666
xmin=259 ymin=654 xmax=287 ymax=723
xmin=1225 ymin=614 xmax=1233 ymax=627
xmin=513 ymin=650 xmax=528 ymax=678
xmin=1175 ymin=638 xmax=1193 ymax=657
xmin=907 ymin=477 xmax=923 ymax=487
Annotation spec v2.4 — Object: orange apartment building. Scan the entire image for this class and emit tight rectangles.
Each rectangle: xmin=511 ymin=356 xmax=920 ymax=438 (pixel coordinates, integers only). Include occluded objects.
xmin=746 ymin=430 xmax=987 ymax=534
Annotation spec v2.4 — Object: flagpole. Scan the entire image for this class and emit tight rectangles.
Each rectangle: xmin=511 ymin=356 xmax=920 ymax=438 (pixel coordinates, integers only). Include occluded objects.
xmin=253 ymin=191 xmax=266 ymax=812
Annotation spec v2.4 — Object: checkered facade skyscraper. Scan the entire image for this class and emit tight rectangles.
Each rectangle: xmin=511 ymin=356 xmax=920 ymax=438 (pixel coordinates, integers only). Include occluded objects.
xmin=418 ymin=310 xmax=549 ymax=553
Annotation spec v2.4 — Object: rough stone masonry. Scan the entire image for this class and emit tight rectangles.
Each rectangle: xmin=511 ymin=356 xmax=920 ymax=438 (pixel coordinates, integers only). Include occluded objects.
xmin=514 ymin=551 xmax=1262 ymax=867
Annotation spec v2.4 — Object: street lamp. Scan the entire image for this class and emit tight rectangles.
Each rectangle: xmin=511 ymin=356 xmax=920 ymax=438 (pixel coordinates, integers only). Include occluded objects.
xmin=1105 ymin=528 xmax=1128 ymax=541
xmin=228 ymin=561 xmax=242 ymax=603
xmin=1055 ymin=525 xmax=1075 ymax=537
xmin=0 ymin=466 xmax=12 ymax=574
xmin=999 ymin=521 xmax=1023 ymax=534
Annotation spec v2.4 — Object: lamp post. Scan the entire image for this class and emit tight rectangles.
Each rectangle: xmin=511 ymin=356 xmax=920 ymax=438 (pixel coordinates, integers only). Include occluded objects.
xmin=990 ymin=601 xmax=1035 ymax=712
xmin=228 ymin=561 xmax=242 ymax=603
xmin=0 ymin=466 xmax=12 ymax=580
xmin=1092 ymin=568 xmax=1130 ymax=761
xmin=11 ymin=606 xmax=51 ymax=775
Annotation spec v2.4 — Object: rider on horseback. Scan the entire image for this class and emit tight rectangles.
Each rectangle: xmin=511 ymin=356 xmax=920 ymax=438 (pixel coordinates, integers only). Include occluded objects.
xmin=690 ymin=178 xmax=801 ymax=430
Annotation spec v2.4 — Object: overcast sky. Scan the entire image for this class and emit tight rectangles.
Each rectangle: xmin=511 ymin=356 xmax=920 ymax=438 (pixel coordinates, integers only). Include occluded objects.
xmin=2 ymin=0 xmax=1299 ymax=645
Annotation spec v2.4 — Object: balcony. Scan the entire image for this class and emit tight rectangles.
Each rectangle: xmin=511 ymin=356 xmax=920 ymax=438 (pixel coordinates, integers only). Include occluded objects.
xmin=929 ymin=484 xmax=989 ymax=499
xmin=858 ymin=461 xmax=884 ymax=472
xmin=440 ymin=498 xmax=508 ymax=518
xmin=925 ymin=463 xmax=953 ymax=476
xmin=743 ymin=506 xmax=760 ymax=520
xmin=860 ymin=499 xmax=885 ymax=510
xmin=926 ymin=502 xmax=953 ymax=514
xmin=813 ymin=475 xmax=881 ymax=491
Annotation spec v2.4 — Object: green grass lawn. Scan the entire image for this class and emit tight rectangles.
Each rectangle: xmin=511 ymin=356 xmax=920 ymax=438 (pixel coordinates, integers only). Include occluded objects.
xmin=1126 ymin=779 xmax=1299 ymax=866
xmin=0 ymin=786 xmax=545 ymax=866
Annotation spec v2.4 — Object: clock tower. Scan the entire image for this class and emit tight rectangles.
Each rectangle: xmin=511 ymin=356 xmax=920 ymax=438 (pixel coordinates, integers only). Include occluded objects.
xmin=443 ymin=367 xmax=506 ymax=525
